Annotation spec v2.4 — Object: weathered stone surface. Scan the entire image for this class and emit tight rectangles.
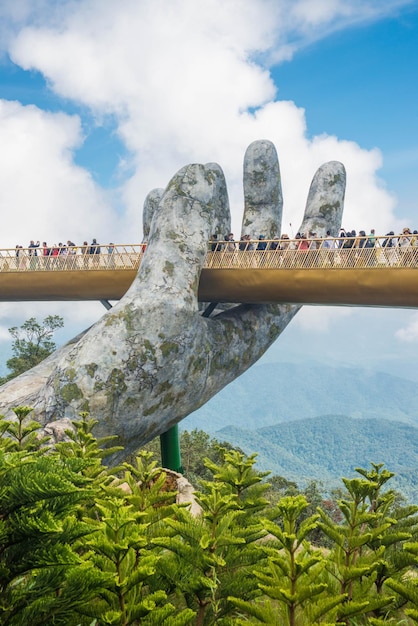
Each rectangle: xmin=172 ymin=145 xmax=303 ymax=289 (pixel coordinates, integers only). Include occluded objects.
xmin=0 ymin=141 xmax=345 ymax=462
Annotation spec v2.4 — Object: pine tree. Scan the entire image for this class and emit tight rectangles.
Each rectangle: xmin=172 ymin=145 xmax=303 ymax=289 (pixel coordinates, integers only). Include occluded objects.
xmin=230 ymin=494 xmax=345 ymax=626
xmin=79 ymin=450 xmax=195 ymax=625
xmin=152 ymin=449 xmax=270 ymax=625
xmin=0 ymin=410 xmax=106 ymax=625
xmin=55 ymin=411 xmax=122 ymax=483
xmin=0 ymin=405 xmax=51 ymax=451
xmin=317 ymin=465 xmax=400 ymax=625
xmin=356 ymin=464 xmax=418 ymax=622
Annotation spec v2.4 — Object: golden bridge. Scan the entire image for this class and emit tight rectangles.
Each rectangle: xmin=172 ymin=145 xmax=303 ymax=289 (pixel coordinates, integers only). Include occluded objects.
xmin=0 ymin=236 xmax=417 ymax=308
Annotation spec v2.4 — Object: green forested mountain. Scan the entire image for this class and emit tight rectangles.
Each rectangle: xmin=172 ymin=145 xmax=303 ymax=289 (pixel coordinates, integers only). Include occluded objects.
xmin=183 ymin=361 xmax=418 ymax=432
xmin=181 ymin=362 xmax=418 ymax=501
xmin=216 ymin=415 xmax=418 ymax=501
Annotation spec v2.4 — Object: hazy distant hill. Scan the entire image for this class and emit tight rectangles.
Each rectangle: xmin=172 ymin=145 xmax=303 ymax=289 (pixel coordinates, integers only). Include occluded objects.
xmin=181 ymin=361 xmax=418 ymax=500
xmin=183 ymin=361 xmax=418 ymax=433
xmin=215 ymin=415 xmax=418 ymax=501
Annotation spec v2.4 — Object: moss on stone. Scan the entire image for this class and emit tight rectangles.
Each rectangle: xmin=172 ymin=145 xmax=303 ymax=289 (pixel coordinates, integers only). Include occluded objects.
xmin=161 ymin=392 xmax=175 ymax=407
xmin=143 ymin=339 xmax=156 ymax=356
xmin=104 ymin=304 xmax=136 ymax=332
xmin=190 ymin=356 xmax=207 ymax=373
xmin=64 ymin=367 xmax=77 ymax=381
xmin=157 ymin=380 xmax=172 ymax=393
xmin=253 ymin=170 xmax=267 ymax=184
xmin=164 ymin=261 xmax=175 ymax=277
xmin=61 ymin=382 xmax=83 ymax=403
xmin=107 ymin=368 xmax=127 ymax=396
xmin=160 ymin=341 xmax=179 ymax=357
xmin=126 ymin=357 xmax=138 ymax=371
xmin=329 ymin=173 xmax=343 ymax=186
xmin=86 ymin=363 xmax=98 ymax=378
xmin=80 ymin=400 xmax=90 ymax=412
xmin=123 ymin=396 xmax=138 ymax=407
xmin=320 ymin=202 xmax=340 ymax=218
xmin=143 ymin=402 xmax=161 ymax=416
xmin=269 ymin=323 xmax=281 ymax=341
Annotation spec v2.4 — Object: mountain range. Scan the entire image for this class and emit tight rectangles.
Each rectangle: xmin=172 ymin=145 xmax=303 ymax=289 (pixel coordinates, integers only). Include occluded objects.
xmin=181 ymin=362 xmax=418 ymax=500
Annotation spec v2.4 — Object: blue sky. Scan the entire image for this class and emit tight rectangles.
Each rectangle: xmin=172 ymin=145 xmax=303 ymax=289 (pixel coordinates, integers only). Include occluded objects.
xmin=0 ymin=0 xmax=418 ymax=380
xmin=272 ymin=5 xmax=418 ymax=221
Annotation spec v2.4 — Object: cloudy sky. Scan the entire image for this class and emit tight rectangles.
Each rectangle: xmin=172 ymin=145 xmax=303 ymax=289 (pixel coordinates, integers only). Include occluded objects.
xmin=0 ymin=0 xmax=417 ymax=380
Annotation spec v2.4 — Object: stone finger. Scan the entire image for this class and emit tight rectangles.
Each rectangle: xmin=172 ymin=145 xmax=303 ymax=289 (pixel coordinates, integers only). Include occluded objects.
xmin=241 ymin=139 xmax=283 ymax=239
xmin=143 ymin=188 xmax=164 ymax=241
xmin=298 ymin=161 xmax=346 ymax=237
xmin=129 ymin=162 xmax=230 ymax=311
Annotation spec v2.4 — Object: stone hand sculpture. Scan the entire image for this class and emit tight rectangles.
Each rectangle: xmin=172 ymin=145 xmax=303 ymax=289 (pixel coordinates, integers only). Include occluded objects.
xmin=0 ymin=140 xmax=345 ymax=460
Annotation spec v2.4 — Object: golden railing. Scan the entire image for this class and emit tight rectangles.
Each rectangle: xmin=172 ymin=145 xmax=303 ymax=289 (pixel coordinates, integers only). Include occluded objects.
xmin=0 ymin=245 xmax=143 ymax=272
xmin=0 ymin=236 xmax=417 ymax=273
xmin=206 ymin=236 xmax=418 ymax=270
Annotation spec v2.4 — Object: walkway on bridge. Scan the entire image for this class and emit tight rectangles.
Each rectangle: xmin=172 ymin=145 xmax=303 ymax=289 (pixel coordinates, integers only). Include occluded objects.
xmin=0 ymin=235 xmax=417 ymax=308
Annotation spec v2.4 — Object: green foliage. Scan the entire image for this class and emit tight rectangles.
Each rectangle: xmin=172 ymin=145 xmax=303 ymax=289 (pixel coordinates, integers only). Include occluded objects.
xmin=0 ymin=443 xmax=104 ymax=624
xmin=316 ymin=463 xmax=416 ymax=624
xmin=151 ymin=449 xmax=269 ymax=625
xmin=0 ymin=315 xmax=64 ymax=384
xmin=230 ymin=494 xmax=345 ymax=626
xmin=142 ymin=428 xmax=244 ymax=486
xmin=2 ymin=410 xmax=418 ymax=625
xmin=80 ymin=450 xmax=195 ymax=625
xmin=0 ymin=405 xmax=50 ymax=451
xmin=55 ymin=411 xmax=123 ymax=482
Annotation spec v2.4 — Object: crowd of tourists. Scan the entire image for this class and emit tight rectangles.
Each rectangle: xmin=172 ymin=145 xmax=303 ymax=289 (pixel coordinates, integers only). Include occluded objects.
xmin=210 ymin=227 xmax=418 ymax=252
xmin=2 ymin=227 xmax=418 ymax=272
xmin=206 ymin=227 xmax=418 ymax=269
xmin=0 ymin=238 xmax=119 ymax=271
xmin=14 ymin=239 xmax=109 ymax=257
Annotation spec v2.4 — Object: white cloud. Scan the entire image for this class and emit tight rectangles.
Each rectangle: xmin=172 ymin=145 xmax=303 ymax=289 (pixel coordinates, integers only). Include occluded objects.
xmin=0 ymin=100 xmax=122 ymax=247
xmin=291 ymin=305 xmax=353 ymax=333
xmin=395 ymin=313 xmax=418 ymax=342
xmin=0 ymin=300 xmax=107 ymax=350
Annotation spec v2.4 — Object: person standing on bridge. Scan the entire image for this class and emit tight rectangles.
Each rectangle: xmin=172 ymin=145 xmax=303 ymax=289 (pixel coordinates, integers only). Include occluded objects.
xmin=398 ymin=227 xmax=413 ymax=266
xmin=28 ymin=240 xmax=40 ymax=270
xmin=15 ymin=245 xmax=25 ymax=270
xmin=90 ymin=238 xmax=101 ymax=267
xmin=368 ymin=228 xmax=376 ymax=247
xmin=224 ymin=233 xmax=237 ymax=265
xmin=383 ymin=231 xmax=397 ymax=266
xmin=107 ymin=243 xmax=115 ymax=268
xmin=89 ymin=238 xmax=101 ymax=254
xmin=80 ymin=241 xmax=89 ymax=268
xmin=367 ymin=228 xmax=377 ymax=266
xmin=321 ymin=230 xmax=336 ymax=266
xmin=42 ymin=242 xmax=51 ymax=269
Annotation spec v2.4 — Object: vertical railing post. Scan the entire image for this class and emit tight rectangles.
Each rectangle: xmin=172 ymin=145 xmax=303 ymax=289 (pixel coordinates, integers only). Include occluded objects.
xmin=160 ymin=424 xmax=183 ymax=473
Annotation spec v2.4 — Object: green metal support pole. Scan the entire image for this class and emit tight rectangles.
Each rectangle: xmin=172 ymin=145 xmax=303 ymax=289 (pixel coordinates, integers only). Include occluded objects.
xmin=160 ymin=424 xmax=183 ymax=473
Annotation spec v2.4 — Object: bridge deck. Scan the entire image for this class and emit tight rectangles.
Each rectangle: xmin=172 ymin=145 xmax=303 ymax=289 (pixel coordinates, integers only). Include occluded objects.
xmin=0 ymin=238 xmax=417 ymax=307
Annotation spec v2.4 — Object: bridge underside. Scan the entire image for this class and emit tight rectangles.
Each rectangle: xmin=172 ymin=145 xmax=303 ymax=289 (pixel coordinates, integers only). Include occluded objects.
xmin=0 ymin=267 xmax=416 ymax=308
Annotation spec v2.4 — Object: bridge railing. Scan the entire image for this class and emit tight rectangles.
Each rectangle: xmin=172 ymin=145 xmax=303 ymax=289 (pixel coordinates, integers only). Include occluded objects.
xmin=0 ymin=235 xmax=417 ymax=272
xmin=0 ymin=244 xmax=144 ymax=272
xmin=206 ymin=234 xmax=418 ymax=270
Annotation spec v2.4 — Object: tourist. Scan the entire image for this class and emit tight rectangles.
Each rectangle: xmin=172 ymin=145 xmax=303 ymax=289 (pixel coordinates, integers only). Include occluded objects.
xmin=398 ymin=227 xmax=412 ymax=266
